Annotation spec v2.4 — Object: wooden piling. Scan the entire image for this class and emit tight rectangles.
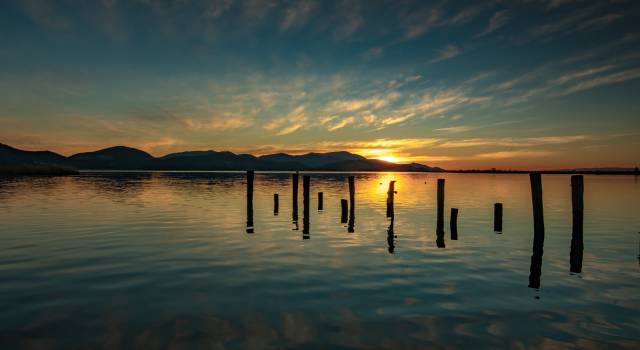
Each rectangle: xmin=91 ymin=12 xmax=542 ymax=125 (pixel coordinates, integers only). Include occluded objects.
xmin=292 ymin=172 xmax=299 ymax=222
xmin=494 ymin=203 xmax=503 ymax=232
xmin=274 ymin=193 xmax=279 ymax=216
xmin=570 ymin=175 xmax=584 ymax=273
xmin=318 ymin=192 xmax=323 ymax=211
xmin=436 ymin=179 xmax=445 ymax=234
xmin=348 ymin=176 xmax=355 ymax=232
xmin=246 ymin=170 xmax=254 ymax=233
xmin=386 ymin=180 xmax=396 ymax=218
xmin=450 ymin=208 xmax=459 ymax=240
xmin=303 ymin=175 xmax=310 ymax=238
xmin=436 ymin=179 xmax=445 ymax=248
xmin=528 ymin=173 xmax=545 ymax=289
xmin=340 ymin=199 xmax=348 ymax=223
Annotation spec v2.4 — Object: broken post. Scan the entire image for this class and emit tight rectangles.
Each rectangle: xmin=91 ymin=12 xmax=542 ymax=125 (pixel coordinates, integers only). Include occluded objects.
xmin=450 ymin=208 xmax=459 ymax=240
xmin=340 ymin=199 xmax=348 ymax=223
xmin=570 ymin=175 xmax=584 ymax=273
xmin=303 ymin=175 xmax=310 ymax=238
xmin=274 ymin=193 xmax=279 ymax=216
xmin=436 ymin=179 xmax=445 ymax=248
xmin=494 ymin=203 xmax=503 ymax=233
xmin=246 ymin=170 xmax=254 ymax=233
xmin=528 ymin=173 xmax=545 ymax=289
xmin=318 ymin=192 xmax=323 ymax=211
xmin=386 ymin=180 xmax=396 ymax=218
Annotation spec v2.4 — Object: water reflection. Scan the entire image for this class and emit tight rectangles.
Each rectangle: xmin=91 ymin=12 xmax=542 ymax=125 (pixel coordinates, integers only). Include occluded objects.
xmin=302 ymin=175 xmax=310 ymax=240
xmin=1 ymin=172 xmax=639 ymax=348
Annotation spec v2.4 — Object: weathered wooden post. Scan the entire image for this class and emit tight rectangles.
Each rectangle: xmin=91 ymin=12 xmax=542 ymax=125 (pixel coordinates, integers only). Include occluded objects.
xmin=292 ymin=172 xmax=299 ymax=223
xmin=386 ymin=180 xmax=396 ymax=218
xmin=246 ymin=170 xmax=254 ymax=233
xmin=528 ymin=173 xmax=545 ymax=289
xmin=303 ymin=175 xmax=310 ymax=238
xmin=318 ymin=192 xmax=323 ymax=211
xmin=340 ymin=199 xmax=348 ymax=223
xmin=348 ymin=176 xmax=355 ymax=232
xmin=274 ymin=193 xmax=279 ymax=216
xmin=570 ymin=175 xmax=584 ymax=273
xmin=436 ymin=179 xmax=445 ymax=248
xmin=494 ymin=203 xmax=503 ymax=233
xmin=450 ymin=208 xmax=459 ymax=240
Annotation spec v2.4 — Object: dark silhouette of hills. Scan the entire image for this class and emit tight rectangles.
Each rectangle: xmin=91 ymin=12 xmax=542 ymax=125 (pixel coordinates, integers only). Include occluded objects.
xmin=0 ymin=143 xmax=78 ymax=175
xmin=0 ymin=143 xmax=444 ymax=172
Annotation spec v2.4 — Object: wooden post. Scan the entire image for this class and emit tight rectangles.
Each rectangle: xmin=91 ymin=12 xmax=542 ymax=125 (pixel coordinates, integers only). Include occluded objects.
xmin=340 ymin=199 xmax=348 ymax=223
xmin=292 ymin=172 xmax=299 ymax=222
xmin=246 ymin=170 xmax=254 ymax=233
xmin=528 ymin=173 xmax=545 ymax=289
xmin=348 ymin=176 xmax=355 ymax=232
xmin=570 ymin=175 xmax=584 ymax=273
xmin=494 ymin=203 xmax=503 ymax=233
xmin=318 ymin=192 xmax=323 ymax=211
xmin=273 ymin=193 xmax=279 ymax=216
xmin=303 ymin=175 xmax=310 ymax=238
xmin=450 ymin=208 xmax=459 ymax=240
xmin=436 ymin=179 xmax=445 ymax=247
xmin=386 ymin=181 xmax=396 ymax=218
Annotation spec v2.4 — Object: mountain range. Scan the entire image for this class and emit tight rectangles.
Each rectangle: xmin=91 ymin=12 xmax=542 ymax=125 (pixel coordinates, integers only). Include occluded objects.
xmin=0 ymin=143 xmax=444 ymax=172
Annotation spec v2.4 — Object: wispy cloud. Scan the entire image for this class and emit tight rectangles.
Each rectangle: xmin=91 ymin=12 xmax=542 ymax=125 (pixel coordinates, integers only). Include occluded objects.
xmin=263 ymin=105 xmax=307 ymax=135
xmin=475 ymin=10 xmax=511 ymax=38
xmin=281 ymin=0 xmax=315 ymax=31
xmin=560 ymin=68 xmax=640 ymax=95
xmin=438 ymin=135 xmax=589 ymax=148
xmin=430 ymin=45 xmax=461 ymax=63
xmin=326 ymin=116 xmax=355 ymax=131
xmin=476 ymin=150 xmax=553 ymax=159
xmin=434 ymin=125 xmax=474 ymax=133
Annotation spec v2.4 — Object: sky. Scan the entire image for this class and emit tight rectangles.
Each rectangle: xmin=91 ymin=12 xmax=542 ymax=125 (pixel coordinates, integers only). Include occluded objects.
xmin=0 ymin=0 xmax=639 ymax=169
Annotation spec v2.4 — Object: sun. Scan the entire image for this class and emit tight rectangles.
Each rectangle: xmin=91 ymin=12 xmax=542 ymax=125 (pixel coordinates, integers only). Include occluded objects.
xmin=376 ymin=155 xmax=401 ymax=163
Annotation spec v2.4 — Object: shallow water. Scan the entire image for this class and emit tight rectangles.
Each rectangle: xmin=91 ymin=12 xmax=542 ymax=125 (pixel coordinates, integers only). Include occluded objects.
xmin=0 ymin=172 xmax=638 ymax=349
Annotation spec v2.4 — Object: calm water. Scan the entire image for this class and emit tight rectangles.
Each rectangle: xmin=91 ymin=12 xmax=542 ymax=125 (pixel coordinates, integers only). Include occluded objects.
xmin=0 ymin=172 xmax=638 ymax=349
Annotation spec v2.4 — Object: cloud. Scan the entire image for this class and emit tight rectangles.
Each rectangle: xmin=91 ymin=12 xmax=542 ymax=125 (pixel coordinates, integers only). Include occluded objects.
xmin=475 ymin=10 xmax=512 ymax=38
xmin=434 ymin=125 xmax=473 ymax=133
xmin=561 ymin=68 xmax=640 ymax=95
xmin=325 ymin=92 xmax=400 ymax=113
xmin=182 ymin=115 xmax=253 ymax=130
xmin=378 ymin=90 xmax=489 ymax=128
xmin=438 ymin=135 xmax=589 ymax=148
xmin=475 ymin=150 xmax=553 ymax=159
xmin=281 ymin=0 xmax=315 ymax=31
xmin=548 ymin=64 xmax=617 ymax=85
xmin=263 ymin=105 xmax=307 ymax=135
xmin=334 ymin=0 xmax=363 ymax=39
xmin=326 ymin=116 xmax=355 ymax=131
xmin=362 ymin=46 xmax=385 ymax=60
xmin=430 ymin=45 xmax=460 ymax=63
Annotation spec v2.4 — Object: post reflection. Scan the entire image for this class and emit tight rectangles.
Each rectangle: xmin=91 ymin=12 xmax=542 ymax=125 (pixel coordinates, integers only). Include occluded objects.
xmin=246 ymin=171 xmax=254 ymax=234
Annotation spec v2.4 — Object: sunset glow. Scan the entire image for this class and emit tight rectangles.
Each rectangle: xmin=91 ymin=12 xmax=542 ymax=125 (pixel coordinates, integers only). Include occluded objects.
xmin=0 ymin=1 xmax=638 ymax=170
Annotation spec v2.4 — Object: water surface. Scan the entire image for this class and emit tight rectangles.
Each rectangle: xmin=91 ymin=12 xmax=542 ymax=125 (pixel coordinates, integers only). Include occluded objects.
xmin=1 ymin=172 xmax=638 ymax=349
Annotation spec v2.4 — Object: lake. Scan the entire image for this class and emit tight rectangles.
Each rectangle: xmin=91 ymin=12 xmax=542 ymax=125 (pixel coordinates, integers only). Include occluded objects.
xmin=0 ymin=172 xmax=638 ymax=349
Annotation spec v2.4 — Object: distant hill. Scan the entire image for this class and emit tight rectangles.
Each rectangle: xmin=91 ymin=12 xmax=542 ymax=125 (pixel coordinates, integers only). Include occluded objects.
xmin=69 ymin=146 xmax=156 ymax=170
xmin=0 ymin=142 xmax=444 ymax=172
xmin=0 ymin=143 xmax=78 ymax=175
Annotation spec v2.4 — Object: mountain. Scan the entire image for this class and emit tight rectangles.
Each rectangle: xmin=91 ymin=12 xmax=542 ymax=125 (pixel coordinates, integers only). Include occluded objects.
xmin=259 ymin=151 xmax=366 ymax=168
xmin=0 ymin=142 xmax=444 ymax=172
xmin=69 ymin=146 xmax=156 ymax=170
xmin=0 ymin=143 xmax=77 ymax=175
